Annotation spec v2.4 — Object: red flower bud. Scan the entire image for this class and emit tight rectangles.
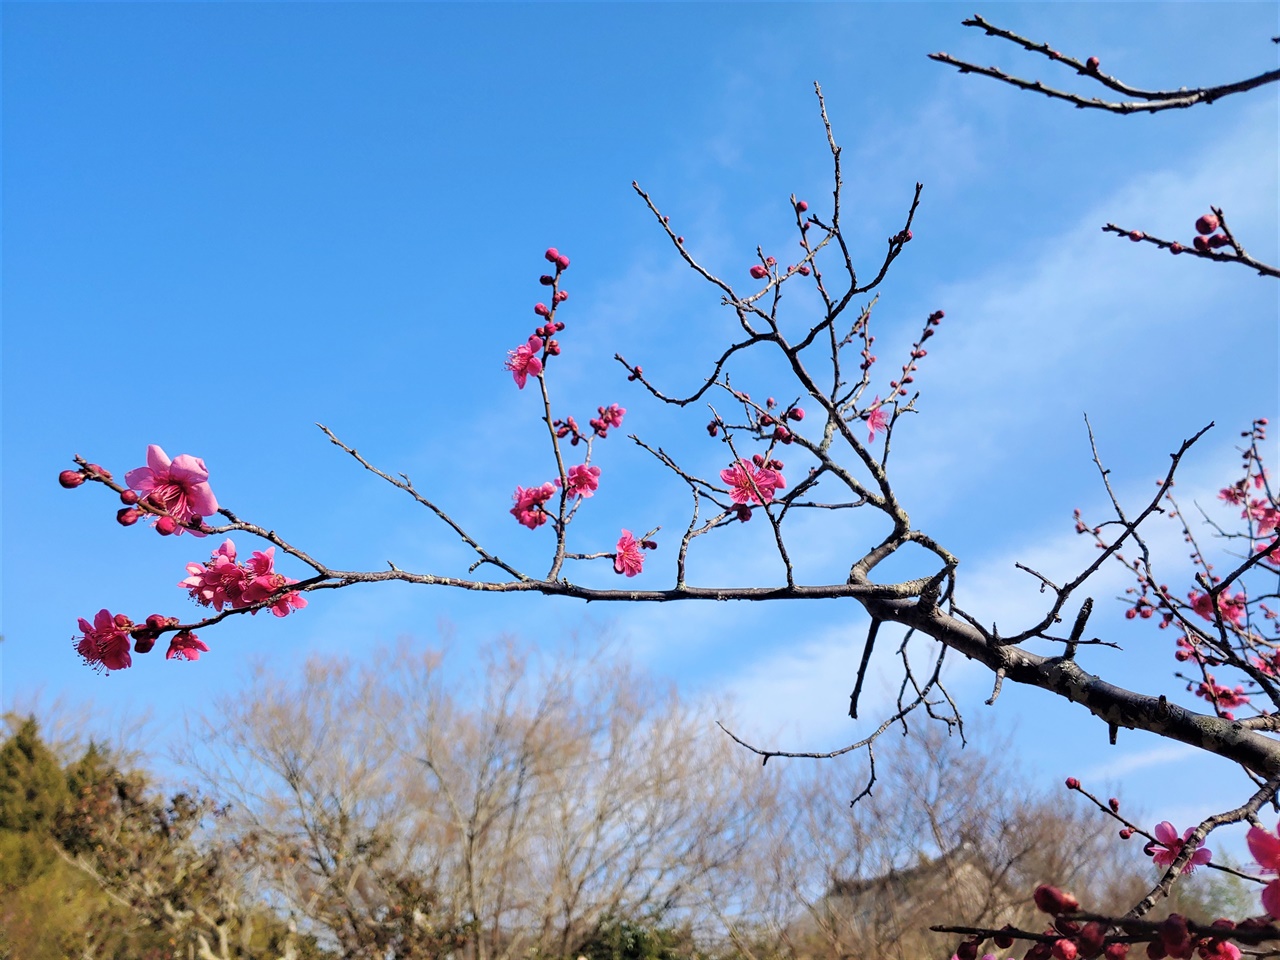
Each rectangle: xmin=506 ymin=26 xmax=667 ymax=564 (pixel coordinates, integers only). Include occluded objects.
xmin=797 ymin=265 xmax=810 ymax=276
xmin=539 ymin=274 xmax=555 ymax=285
xmin=1034 ymin=884 xmax=1080 ymax=915
xmin=1109 ymin=797 xmax=1120 ymax=812
xmin=676 ymin=236 xmax=684 ymax=244
xmin=156 ymin=516 xmax=178 ymax=536
xmin=1079 ymin=923 xmax=1106 ymax=958
xmin=1086 ymin=56 xmax=1100 ymax=71
xmin=788 ymin=407 xmax=805 ymax=421
xmin=1193 ymin=235 xmax=1210 ymax=252
xmin=544 ymin=247 xmax=560 ymax=262
xmin=1053 ymin=939 xmax=1079 ymax=960
xmin=903 ymin=230 xmax=913 ymax=242
xmin=749 ymin=264 xmax=768 ymax=279
xmin=1119 ymin=827 xmax=1133 ymax=839
xmin=957 ymin=940 xmax=979 ymax=960
xmin=1208 ymin=234 xmax=1230 ymax=249
xmin=534 ymin=302 xmax=550 ymax=316
xmin=117 ymin=507 xmax=141 ymax=526
xmin=1169 ymin=242 xmax=1183 ymax=254
xmin=1128 ymin=230 xmax=1144 ymax=242
xmin=1195 ymin=214 xmax=1219 ymax=236
xmin=796 ymin=200 xmax=809 ymax=212
xmin=59 ymin=469 xmax=85 ymax=488
xmin=555 ymin=254 xmax=570 ymax=270
xmin=133 ymin=634 xmax=156 ymax=654
xmin=120 ymin=489 xmax=140 ymax=505
xmin=1065 ymin=777 xmax=1080 ymax=790
xmin=554 ymin=290 xmax=568 ymax=303
xmin=1105 ymin=944 xmax=1129 ymax=960
xmin=995 ymin=926 xmax=1017 ymax=949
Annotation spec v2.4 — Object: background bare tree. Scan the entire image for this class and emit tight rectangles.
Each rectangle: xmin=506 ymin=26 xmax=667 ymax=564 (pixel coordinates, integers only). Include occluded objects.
xmin=179 ymin=639 xmax=779 ymax=960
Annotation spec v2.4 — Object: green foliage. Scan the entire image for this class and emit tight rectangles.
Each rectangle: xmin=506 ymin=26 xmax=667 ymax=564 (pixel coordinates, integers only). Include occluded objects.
xmin=577 ymin=916 xmax=694 ymax=960
xmin=0 ymin=714 xmax=331 ymax=960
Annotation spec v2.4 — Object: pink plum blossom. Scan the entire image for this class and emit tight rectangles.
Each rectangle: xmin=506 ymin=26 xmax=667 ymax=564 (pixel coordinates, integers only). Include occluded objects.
xmin=240 ymin=547 xmax=308 ymax=617
xmin=75 ymin=609 xmax=133 ymax=673
xmin=1148 ymin=821 xmax=1211 ymax=874
xmin=180 ymin=539 xmax=249 ymax=611
xmin=165 ymin=630 xmax=209 ymax=661
xmin=1247 ymin=820 xmax=1280 ymax=917
xmin=125 ymin=444 xmax=218 ymax=534
xmin=865 ymin=398 xmax=888 ymax=443
xmin=720 ymin=459 xmax=786 ymax=505
xmin=614 ymin=530 xmax=645 ymax=577
xmin=589 ymin=403 xmax=625 ymax=438
xmin=504 ymin=336 xmax=544 ymax=389
xmin=511 ymin=482 xmax=556 ymax=529
xmin=1190 ymin=590 xmax=1246 ymax=626
xmin=560 ymin=464 xmax=601 ymax=499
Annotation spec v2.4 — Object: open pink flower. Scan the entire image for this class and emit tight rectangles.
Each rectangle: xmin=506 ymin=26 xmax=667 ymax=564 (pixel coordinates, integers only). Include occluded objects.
xmin=165 ymin=630 xmax=209 ymax=661
xmin=75 ymin=609 xmax=133 ymax=673
xmin=1148 ymin=821 xmax=1211 ymax=873
xmin=589 ymin=403 xmax=626 ymax=437
xmin=504 ymin=336 xmax=544 ymax=389
xmin=180 ymin=539 xmax=248 ymax=611
xmin=240 ymin=547 xmax=308 ymax=617
xmin=720 ymin=459 xmax=786 ymax=505
xmin=1247 ymin=820 xmax=1280 ymax=917
xmin=560 ymin=464 xmax=601 ymax=499
xmin=865 ymin=398 xmax=888 ymax=443
xmin=614 ymin=530 xmax=645 ymax=577
xmin=1189 ymin=590 xmax=1246 ymax=627
xmin=511 ymin=482 xmax=556 ymax=529
xmin=125 ymin=445 xmax=218 ymax=534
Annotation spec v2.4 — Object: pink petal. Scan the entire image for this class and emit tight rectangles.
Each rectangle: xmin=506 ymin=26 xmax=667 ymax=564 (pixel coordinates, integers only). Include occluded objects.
xmin=1191 ymin=846 xmax=1212 ymax=866
xmin=1248 ymin=826 xmax=1280 ymax=872
xmin=146 ymin=444 xmax=172 ymax=474
xmin=168 ymin=453 xmax=209 ymax=485
xmin=1153 ymin=821 xmax=1178 ymax=845
xmin=1263 ymin=879 xmax=1280 ymax=919
xmin=123 ymin=466 xmax=156 ymax=492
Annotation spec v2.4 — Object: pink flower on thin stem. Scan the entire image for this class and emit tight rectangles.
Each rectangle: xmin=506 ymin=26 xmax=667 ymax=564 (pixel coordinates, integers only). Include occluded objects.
xmin=180 ymin=539 xmax=249 ymax=611
xmin=720 ymin=459 xmax=786 ymax=505
xmin=1190 ymin=590 xmax=1247 ymax=627
xmin=1148 ymin=821 xmax=1211 ymax=874
xmin=614 ymin=530 xmax=645 ymax=577
xmin=1247 ymin=819 xmax=1280 ymax=917
xmin=511 ymin=482 xmax=556 ymax=529
xmin=560 ymin=464 xmax=601 ymax=499
xmin=165 ymin=630 xmax=209 ymax=661
xmin=75 ymin=609 xmax=134 ymax=673
xmin=865 ymin=397 xmax=888 ymax=443
xmin=504 ymin=336 xmax=544 ymax=389
xmin=241 ymin=547 xmax=308 ymax=617
xmin=124 ymin=445 xmax=218 ymax=534
xmin=589 ymin=403 xmax=625 ymax=438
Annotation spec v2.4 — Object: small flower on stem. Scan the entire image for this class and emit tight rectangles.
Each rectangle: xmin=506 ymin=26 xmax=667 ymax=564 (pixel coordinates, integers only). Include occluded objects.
xmin=124 ymin=444 xmax=218 ymax=534
xmin=865 ymin=398 xmax=888 ymax=443
xmin=75 ymin=609 xmax=134 ymax=673
xmin=166 ymin=630 xmax=209 ymax=661
xmin=504 ymin=336 xmax=544 ymax=389
xmin=511 ymin=483 xmax=556 ymax=529
xmin=720 ymin=459 xmax=786 ymax=505
xmin=614 ymin=530 xmax=645 ymax=577
xmin=1147 ymin=821 xmax=1211 ymax=874
xmin=559 ymin=464 xmax=601 ymax=499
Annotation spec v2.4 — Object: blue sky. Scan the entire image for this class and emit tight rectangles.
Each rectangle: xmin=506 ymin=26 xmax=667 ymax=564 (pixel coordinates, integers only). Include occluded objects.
xmin=3 ymin=2 xmax=1278 ymax=857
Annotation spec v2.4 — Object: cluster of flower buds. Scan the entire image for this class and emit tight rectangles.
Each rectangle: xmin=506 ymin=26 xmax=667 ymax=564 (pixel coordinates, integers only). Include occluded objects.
xmin=1191 ymin=213 xmax=1231 ymax=253
xmin=74 ymin=609 xmax=209 ymax=673
xmin=589 ymin=403 xmax=626 ymax=438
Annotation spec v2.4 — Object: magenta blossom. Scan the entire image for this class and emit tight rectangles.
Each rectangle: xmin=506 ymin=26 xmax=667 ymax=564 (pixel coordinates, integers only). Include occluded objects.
xmin=124 ymin=444 xmax=218 ymax=535
xmin=165 ymin=630 xmax=209 ymax=661
xmin=1148 ymin=821 xmax=1211 ymax=874
xmin=180 ymin=539 xmax=249 ymax=611
xmin=240 ymin=547 xmax=308 ymax=617
xmin=511 ymin=482 xmax=556 ymax=529
xmin=614 ymin=530 xmax=645 ymax=577
xmin=559 ymin=464 xmax=601 ymax=499
xmin=865 ymin=398 xmax=888 ymax=443
xmin=720 ymin=459 xmax=786 ymax=505
xmin=504 ymin=336 xmax=544 ymax=389
xmin=590 ymin=403 xmax=626 ymax=438
xmin=75 ymin=609 xmax=133 ymax=673
xmin=1247 ymin=820 xmax=1280 ymax=917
